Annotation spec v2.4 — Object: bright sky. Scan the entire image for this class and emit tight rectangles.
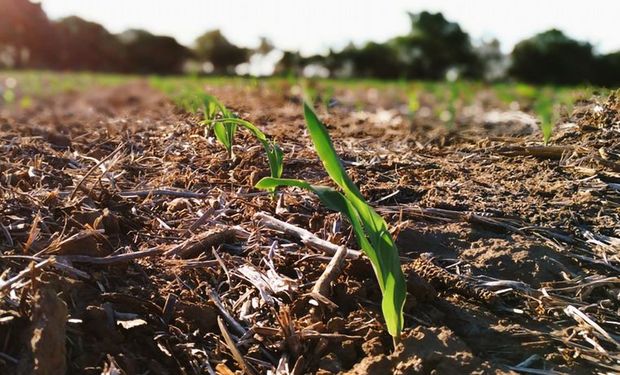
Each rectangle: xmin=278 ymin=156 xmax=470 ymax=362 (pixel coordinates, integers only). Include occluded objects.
xmin=41 ymin=0 xmax=620 ymax=55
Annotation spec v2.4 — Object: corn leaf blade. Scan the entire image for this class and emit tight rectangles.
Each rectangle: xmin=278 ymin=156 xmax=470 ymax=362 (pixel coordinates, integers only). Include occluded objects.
xmin=300 ymin=103 xmax=406 ymax=337
xmin=213 ymin=118 xmax=283 ymax=179
xmin=255 ymin=177 xmax=384 ymax=287
xmin=256 ymin=174 xmax=406 ymax=337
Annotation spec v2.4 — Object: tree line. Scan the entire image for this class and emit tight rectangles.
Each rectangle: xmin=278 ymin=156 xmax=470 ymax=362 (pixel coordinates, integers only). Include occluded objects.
xmin=1 ymin=0 xmax=619 ymax=86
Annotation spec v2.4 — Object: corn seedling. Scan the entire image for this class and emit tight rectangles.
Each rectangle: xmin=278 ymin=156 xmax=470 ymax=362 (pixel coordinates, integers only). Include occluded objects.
xmin=496 ymin=84 xmax=515 ymax=107
xmin=149 ymin=79 xmax=283 ymax=180
xmin=198 ymin=95 xmax=283 ymax=181
xmin=407 ymin=90 xmax=420 ymax=118
xmin=198 ymin=94 xmax=238 ymax=157
xmin=2 ymin=89 xmax=15 ymax=104
xmin=209 ymin=116 xmax=283 ymax=180
xmin=255 ymin=103 xmax=406 ymax=340
xmin=535 ymin=97 xmax=554 ymax=145
xmin=446 ymin=84 xmax=459 ymax=130
xmin=515 ymin=83 xmax=537 ymax=102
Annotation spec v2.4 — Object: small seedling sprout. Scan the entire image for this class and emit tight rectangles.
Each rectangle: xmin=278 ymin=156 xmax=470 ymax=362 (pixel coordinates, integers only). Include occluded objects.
xmin=535 ymin=96 xmax=554 ymax=145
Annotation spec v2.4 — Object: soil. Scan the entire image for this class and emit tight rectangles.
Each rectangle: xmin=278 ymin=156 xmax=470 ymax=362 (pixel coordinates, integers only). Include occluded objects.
xmin=0 ymin=79 xmax=619 ymax=374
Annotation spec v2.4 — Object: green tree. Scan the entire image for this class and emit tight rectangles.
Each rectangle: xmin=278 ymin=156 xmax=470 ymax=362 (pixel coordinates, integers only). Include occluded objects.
xmin=0 ymin=0 xmax=56 ymax=68
xmin=54 ymin=16 xmax=125 ymax=71
xmin=509 ymin=29 xmax=597 ymax=85
xmin=332 ymin=42 xmax=403 ymax=79
xmin=392 ymin=11 xmax=481 ymax=79
xmin=595 ymin=51 xmax=620 ymax=87
xmin=321 ymin=11 xmax=482 ymax=80
xmin=274 ymin=50 xmax=304 ymax=76
xmin=475 ymin=38 xmax=506 ymax=81
xmin=194 ymin=30 xmax=249 ymax=74
xmin=255 ymin=37 xmax=274 ymax=55
xmin=119 ymin=29 xmax=191 ymax=74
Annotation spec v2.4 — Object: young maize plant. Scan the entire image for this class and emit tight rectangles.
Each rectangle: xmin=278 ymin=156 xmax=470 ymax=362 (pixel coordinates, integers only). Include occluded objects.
xmin=407 ymin=90 xmax=420 ymax=118
xmin=407 ymin=90 xmax=420 ymax=132
xmin=150 ymin=80 xmax=283 ymax=181
xmin=535 ymin=97 xmax=554 ymax=145
xmin=445 ymin=84 xmax=459 ymax=130
xmin=197 ymin=93 xmax=237 ymax=157
xmin=199 ymin=95 xmax=283 ymax=181
xmin=255 ymin=103 xmax=406 ymax=340
xmin=209 ymin=117 xmax=284 ymax=181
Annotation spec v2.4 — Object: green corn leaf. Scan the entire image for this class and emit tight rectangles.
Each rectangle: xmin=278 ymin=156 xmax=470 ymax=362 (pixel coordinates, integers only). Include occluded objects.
xmin=302 ymin=102 xmax=365 ymax=200
xmin=408 ymin=91 xmax=420 ymax=114
xmin=201 ymin=94 xmax=220 ymax=120
xmin=303 ymin=102 xmax=403 ymax=262
xmin=197 ymin=93 xmax=228 ymax=120
xmin=213 ymin=121 xmax=234 ymax=154
xmin=210 ymin=118 xmax=283 ymax=179
xmin=255 ymin=177 xmax=386 ymax=301
xmin=199 ymin=95 xmax=237 ymax=156
xmin=535 ymin=98 xmax=554 ymax=146
xmin=259 ymin=104 xmax=406 ymax=338
xmin=256 ymin=176 xmax=405 ymax=337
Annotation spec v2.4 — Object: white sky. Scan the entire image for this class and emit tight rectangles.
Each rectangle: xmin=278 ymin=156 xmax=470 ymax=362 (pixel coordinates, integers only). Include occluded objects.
xmin=40 ymin=0 xmax=620 ymax=55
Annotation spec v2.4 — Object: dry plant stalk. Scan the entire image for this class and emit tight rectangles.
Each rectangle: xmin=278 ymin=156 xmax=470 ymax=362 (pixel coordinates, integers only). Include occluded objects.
xmin=311 ymin=245 xmax=348 ymax=298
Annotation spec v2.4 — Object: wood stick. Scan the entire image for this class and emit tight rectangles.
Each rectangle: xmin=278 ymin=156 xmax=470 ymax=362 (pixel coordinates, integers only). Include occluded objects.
xmin=59 ymin=247 xmax=163 ymax=264
xmin=218 ymin=317 xmax=255 ymax=375
xmin=254 ymin=212 xmax=360 ymax=259
xmin=564 ymin=305 xmax=620 ymax=349
xmin=0 ymin=255 xmax=90 ymax=279
xmin=207 ymin=288 xmax=247 ymax=337
xmin=208 ymin=288 xmax=277 ymax=365
xmin=118 ymin=189 xmax=210 ymax=199
xmin=494 ymin=145 xmax=578 ymax=159
xmin=54 ymin=228 xmax=239 ymax=264
xmin=0 ymin=258 xmax=53 ymax=293
xmin=69 ymin=142 xmax=125 ymax=200
xmin=162 ymin=293 xmax=177 ymax=324
xmin=164 ymin=229 xmax=237 ymax=258
xmin=312 ymin=245 xmax=348 ymax=298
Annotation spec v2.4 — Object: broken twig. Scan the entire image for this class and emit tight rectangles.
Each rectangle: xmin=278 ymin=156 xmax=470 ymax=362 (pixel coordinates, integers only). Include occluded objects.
xmin=311 ymin=245 xmax=348 ymax=298
xmin=255 ymin=212 xmax=360 ymax=259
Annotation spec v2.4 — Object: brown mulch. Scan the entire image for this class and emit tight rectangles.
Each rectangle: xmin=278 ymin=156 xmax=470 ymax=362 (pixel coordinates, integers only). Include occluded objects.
xmin=1 ymin=79 xmax=619 ymax=374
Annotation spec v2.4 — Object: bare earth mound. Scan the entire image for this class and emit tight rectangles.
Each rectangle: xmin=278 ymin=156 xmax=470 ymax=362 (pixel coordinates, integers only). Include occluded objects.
xmin=1 ymin=81 xmax=619 ymax=374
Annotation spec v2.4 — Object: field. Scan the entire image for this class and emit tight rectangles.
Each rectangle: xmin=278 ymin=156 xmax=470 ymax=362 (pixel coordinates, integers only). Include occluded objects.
xmin=1 ymin=72 xmax=619 ymax=374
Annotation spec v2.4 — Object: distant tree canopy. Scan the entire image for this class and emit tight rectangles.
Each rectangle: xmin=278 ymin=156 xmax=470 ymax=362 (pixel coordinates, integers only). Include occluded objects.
xmin=274 ymin=50 xmax=304 ymax=76
xmin=474 ymin=39 xmax=505 ymax=81
xmin=54 ymin=16 xmax=125 ymax=71
xmin=274 ymin=13 xmax=620 ymax=86
xmin=597 ymin=52 xmax=620 ymax=87
xmin=0 ymin=0 xmax=190 ymax=73
xmin=319 ymin=11 xmax=481 ymax=80
xmin=255 ymin=37 xmax=274 ymax=56
xmin=509 ymin=29 xmax=620 ymax=86
xmin=324 ymin=42 xmax=402 ymax=79
xmin=0 ymin=0 xmax=56 ymax=68
xmin=0 ymin=0 xmax=619 ymax=85
xmin=120 ymin=30 xmax=191 ymax=74
xmin=393 ymin=11 xmax=481 ymax=79
xmin=509 ymin=29 xmax=597 ymax=85
xmin=194 ymin=30 xmax=249 ymax=74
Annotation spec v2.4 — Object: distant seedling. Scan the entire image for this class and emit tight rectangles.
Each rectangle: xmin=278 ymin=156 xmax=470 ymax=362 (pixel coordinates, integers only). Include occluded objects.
xmin=407 ymin=90 xmax=420 ymax=118
xmin=256 ymin=103 xmax=406 ymax=340
xmin=535 ymin=97 xmax=554 ymax=145
xmin=199 ymin=95 xmax=283 ymax=181
xmin=446 ymin=84 xmax=459 ymax=130
xmin=198 ymin=93 xmax=237 ymax=157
